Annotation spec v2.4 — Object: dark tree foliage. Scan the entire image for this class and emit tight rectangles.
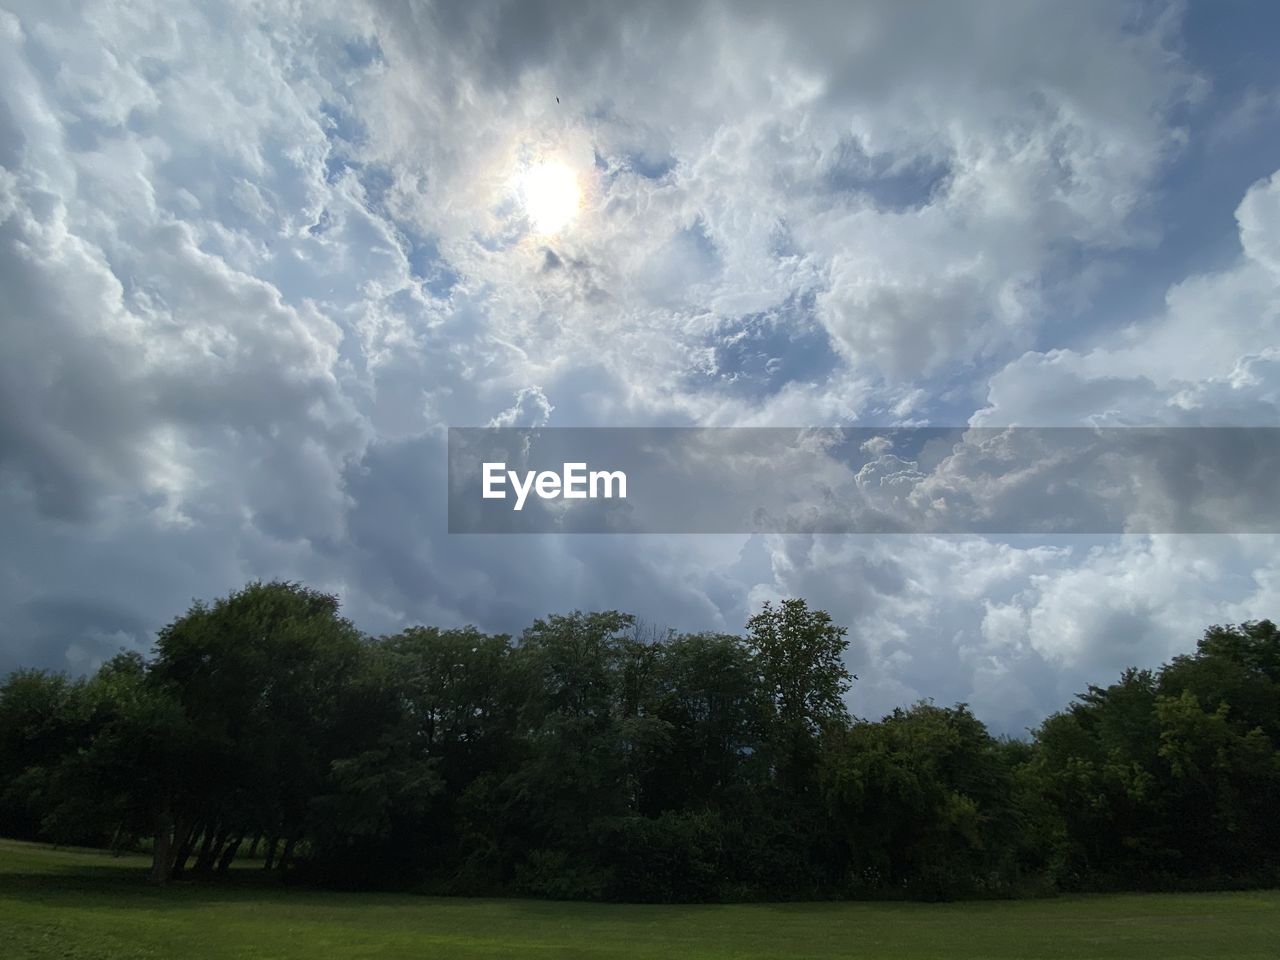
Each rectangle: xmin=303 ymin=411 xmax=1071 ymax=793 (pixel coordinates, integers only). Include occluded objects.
xmin=823 ymin=703 xmax=1034 ymax=899
xmin=746 ymin=599 xmax=852 ymax=736
xmin=2 ymin=584 xmax=1278 ymax=901
xmin=1034 ymin=620 xmax=1280 ymax=890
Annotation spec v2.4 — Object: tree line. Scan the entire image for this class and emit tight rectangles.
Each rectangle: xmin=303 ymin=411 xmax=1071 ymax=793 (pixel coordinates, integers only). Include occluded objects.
xmin=1 ymin=580 xmax=1278 ymax=901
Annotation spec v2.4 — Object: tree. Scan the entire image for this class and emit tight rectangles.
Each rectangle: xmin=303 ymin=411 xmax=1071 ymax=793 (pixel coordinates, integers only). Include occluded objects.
xmin=146 ymin=580 xmax=367 ymax=883
xmin=823 ymin=702 xmax=1032 ymax=898
xmin=1031 ymin=624 xmax=1280 ymax=889
xmin=0 ymin=670 xmax=87 ymax=840
xmin=321 ymin=626 xmax=516 ymax=884
xmin=501 ymin=611 xmax=637 ymax=896
xmin=1033 ymin=669 xmax=1170 ymax=886
xmin=746 ymin=599 xmax=852 ymax=733
xmin=642 ymin=632 xmax=764 ymax=814
xmin=6 ymin=587 xmax=1280 ymax=903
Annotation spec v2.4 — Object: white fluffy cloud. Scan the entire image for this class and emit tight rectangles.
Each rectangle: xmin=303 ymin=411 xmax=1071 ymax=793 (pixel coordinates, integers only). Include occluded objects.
xmin=976 ymin=170 xmax=1280 ymax=428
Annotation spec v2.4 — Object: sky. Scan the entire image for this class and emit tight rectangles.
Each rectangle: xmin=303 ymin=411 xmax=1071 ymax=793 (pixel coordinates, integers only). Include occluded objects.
xmin=1 ymin=0 xmax=1279 ymax=735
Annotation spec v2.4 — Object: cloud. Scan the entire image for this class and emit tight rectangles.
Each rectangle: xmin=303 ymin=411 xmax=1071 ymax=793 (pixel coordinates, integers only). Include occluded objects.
xmin=350 ymin=0 xmax=1197 ymax=420
xmin=0 ymin=0 xmax=1276 ymax=735
xmin=975 ymin=170 xmax=1280 ymax=428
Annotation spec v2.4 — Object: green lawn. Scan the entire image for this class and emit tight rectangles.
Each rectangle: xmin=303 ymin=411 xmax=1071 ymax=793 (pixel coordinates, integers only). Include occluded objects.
xmin=2 ymin=839 xmax=1277 ymax=959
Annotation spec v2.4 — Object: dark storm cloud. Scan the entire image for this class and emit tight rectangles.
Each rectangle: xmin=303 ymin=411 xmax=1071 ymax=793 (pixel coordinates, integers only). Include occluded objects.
xmin=0 ymin=597 xmax=152 ymax=677
xmin=372 ymin=0 xmax=698 ymax=91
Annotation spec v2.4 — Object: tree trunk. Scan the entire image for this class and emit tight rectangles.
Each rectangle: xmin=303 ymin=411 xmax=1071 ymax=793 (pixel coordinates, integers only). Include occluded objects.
xmin=247 ymin=834 xmax=260 ymax=859
xmin=151 ymin=806 xmax=174 ymax=885
xmin=264 ymin=835 xmax=279 ymax=871
xmin=170 ymin=819 xmax=198 ymax=879
xmin=195 ymin=826 xmax=226 ymax=875
xmin=191 ymin=826 xmax=217 ymax=874
xmin=216 ymin=835 xmax=243 ymax=874
xmin=278 ymin=836 xmax=298 ymax=872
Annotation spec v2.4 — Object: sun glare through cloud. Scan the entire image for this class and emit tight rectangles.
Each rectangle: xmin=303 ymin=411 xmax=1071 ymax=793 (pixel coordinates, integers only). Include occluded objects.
xmin=517 ymin=160 xmax=581 ymax=234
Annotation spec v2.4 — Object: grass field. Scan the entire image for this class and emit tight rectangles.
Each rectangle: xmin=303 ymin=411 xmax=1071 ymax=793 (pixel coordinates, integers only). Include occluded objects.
xmin=2 ymin=839 xmax=1277 ymax=959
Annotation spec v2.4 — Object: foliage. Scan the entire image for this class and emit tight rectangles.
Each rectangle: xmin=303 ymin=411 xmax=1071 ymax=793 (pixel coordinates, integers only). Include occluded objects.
xmin=3 ymin=582 xmax=1279 ymax=901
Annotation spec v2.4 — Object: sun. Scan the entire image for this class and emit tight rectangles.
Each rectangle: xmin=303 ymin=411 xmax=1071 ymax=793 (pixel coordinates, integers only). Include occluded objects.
xmin=518 ymin=161 xmax=581 ymax=235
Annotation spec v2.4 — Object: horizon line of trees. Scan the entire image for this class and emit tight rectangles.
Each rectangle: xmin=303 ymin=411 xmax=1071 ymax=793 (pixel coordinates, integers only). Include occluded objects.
xmin=2 ymin=580 xmax=1278 ymax=902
